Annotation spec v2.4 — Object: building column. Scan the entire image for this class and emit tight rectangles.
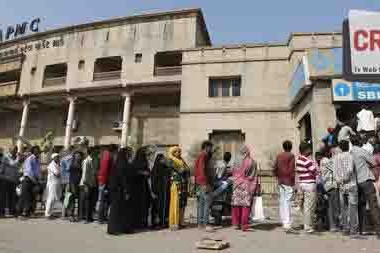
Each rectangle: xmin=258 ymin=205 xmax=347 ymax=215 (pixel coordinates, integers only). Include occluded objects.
xmin=64 ymin=97 xmax=76 ymax=150
xmin=17 ymin=99 xmax=30 ymax=152
xmin=120 ymin=93 xmax=131 ymax=148
xmin=310 ymin=81 xmax=337 ymax=154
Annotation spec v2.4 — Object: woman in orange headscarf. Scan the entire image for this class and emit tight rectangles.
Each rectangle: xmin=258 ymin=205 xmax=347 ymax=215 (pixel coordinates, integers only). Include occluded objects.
xmin=167 ymin=146 xmax=190 ymax=230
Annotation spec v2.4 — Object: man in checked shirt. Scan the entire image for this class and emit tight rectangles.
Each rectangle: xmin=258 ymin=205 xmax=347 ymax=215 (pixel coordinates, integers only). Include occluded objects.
xmin=333 ymin=140 xmax=358 ymax=237
xmin=350 ymin=135 xmax=380 ymax=239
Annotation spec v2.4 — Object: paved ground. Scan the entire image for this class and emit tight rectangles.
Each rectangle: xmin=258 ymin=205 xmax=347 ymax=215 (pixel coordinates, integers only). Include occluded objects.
xmin=0 ymin=217 xmax=379 ymax=253
xmin=1 ymin=198 xmax=379 ymax=253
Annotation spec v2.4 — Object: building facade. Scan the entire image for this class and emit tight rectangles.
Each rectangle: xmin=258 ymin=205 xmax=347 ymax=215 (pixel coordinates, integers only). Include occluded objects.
xmin=1 ymin=8 xmax=378 ymax=180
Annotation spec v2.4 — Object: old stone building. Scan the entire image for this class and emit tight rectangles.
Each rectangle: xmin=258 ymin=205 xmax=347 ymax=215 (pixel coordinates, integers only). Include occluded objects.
xmin=1 ymin=8 xmax=377 ymax=186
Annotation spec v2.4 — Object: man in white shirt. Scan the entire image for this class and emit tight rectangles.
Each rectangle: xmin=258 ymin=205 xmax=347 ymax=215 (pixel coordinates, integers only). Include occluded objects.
xmin=357 ymin=107 xmax=375 ymax=133
xmin=45 ymin=153 xmax=61 ymax=218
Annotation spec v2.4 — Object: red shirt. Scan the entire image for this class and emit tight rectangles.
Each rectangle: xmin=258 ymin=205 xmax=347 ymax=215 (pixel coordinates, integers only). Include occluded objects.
xmin=97 ymin=150 xmax=114 ymax=186
xmin=273 ymin=152 xmax=295 ymax=186
xmin=194 ymin=151 xmax=212 ymax=186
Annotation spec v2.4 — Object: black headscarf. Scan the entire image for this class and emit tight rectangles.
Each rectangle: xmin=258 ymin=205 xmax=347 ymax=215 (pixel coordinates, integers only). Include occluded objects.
xmin=133 ymin=146 xmax=149 ymax=172
xmin=110 ymin=147 xmax=133 ymax=193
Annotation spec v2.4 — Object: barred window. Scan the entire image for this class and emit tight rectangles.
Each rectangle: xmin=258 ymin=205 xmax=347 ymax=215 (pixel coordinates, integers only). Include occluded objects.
xmin=208 ymin=77 xmax=241 ymax=97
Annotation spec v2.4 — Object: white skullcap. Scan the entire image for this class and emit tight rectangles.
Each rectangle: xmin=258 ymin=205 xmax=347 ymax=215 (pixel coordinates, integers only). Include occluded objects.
xmin=51 ymin=153 xmax=59 ymax=159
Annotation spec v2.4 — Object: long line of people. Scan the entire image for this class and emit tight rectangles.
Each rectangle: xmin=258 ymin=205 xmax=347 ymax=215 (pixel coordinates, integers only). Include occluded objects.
xmin=1 ymin=132 xmax=379 ymax=239
xmin=0 ymin=143 xmax=195 ymax=234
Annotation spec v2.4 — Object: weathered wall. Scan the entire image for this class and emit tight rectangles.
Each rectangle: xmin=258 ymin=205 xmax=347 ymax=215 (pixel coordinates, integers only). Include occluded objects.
xmin=310 ymin=80 xmax=336 ymax=152
xmin=0 ymin=16 xmax=199 ymax=97
xmin=179 ymin=112 xmax=295 ymax=170
xmin=0 ymin=111 xmax=19 ymax=148
xmin=181 ymin=46 xmax=291 ymax=112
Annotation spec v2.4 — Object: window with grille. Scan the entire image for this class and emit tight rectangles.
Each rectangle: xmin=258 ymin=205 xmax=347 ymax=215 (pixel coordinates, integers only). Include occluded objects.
xmin=208 ymin=77 xmax=241 ymax=97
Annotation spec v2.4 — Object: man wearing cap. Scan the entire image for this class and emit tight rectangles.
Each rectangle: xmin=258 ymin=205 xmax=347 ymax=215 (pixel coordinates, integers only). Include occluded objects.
xmin=45 ymin=153 xmax=61 ymax=219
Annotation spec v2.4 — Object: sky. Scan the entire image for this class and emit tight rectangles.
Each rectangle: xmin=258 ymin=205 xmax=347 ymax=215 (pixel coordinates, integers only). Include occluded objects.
xmin=0 ymin=0 xmax=379 ymax=45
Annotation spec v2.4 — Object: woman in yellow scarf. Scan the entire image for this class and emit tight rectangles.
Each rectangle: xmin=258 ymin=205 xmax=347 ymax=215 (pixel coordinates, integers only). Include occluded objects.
xmin=167 ymin=146 xmax=190 ymax=230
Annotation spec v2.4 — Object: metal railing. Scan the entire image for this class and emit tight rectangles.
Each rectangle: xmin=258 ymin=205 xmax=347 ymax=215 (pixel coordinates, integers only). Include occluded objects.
xmin=154 ymin=66 xmax=182 ymax=76
xmin=42 ymin=76 xmax=66 ymax=87
xmin=0 ymin=80 xmax=17 ymax=87
xmin=93 ymin=70 xmax=121 ymax=81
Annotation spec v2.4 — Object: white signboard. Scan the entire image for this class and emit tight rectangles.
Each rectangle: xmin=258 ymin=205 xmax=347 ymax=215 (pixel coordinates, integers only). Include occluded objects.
xmin=349 ymin=10 xmax=380 ymax=75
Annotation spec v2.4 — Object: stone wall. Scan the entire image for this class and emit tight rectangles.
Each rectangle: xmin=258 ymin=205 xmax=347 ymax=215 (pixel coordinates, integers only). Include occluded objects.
xmin=179 ymin=112 xmax=295 ymax=171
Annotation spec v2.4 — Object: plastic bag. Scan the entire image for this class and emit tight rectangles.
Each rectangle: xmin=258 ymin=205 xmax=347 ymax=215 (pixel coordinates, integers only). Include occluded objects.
xmin=251 ymin=196 xmax=265 ymax=222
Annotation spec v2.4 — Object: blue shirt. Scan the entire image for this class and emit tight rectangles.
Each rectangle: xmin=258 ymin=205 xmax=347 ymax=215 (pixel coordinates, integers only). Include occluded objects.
xmin=23 ymin=154 xmax=41 ymax=182
xmin=61 ymin=155 xmax=72 ymax=184
xmin=322 ymin=134 xmax=334 ymax=146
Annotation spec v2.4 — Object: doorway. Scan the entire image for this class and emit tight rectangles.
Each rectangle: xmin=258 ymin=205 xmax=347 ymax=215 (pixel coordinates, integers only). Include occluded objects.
xmin=298 ymin=113 xmax=312 ymax=144
xmin=209 ymin=130 xmax=245 ymax=160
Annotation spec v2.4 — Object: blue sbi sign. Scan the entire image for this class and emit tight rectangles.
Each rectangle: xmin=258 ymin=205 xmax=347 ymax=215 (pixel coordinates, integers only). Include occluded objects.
xmin=333 ymin=80 xmax=380 ymax=101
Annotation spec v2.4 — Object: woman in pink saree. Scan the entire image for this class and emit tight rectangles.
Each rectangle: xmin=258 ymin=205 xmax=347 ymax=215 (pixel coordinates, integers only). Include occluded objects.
xmin=231 ymin=145 xmax=258 ymax=231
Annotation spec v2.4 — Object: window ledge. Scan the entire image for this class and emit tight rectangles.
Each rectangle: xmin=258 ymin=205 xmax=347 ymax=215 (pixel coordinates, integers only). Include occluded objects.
xmin=93 ymin=71 xmax=121 ymax=81
xmin=43 ymin=77 xmax=66 ymax=87
xmin=0 ymin=80 xmax=18 ymax=87
xmin=154 ymin=66 xmax=182 ymax=76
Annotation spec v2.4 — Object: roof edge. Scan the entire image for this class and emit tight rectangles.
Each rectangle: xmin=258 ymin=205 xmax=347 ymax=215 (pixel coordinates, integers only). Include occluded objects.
xmin=286 ymin=31 xmax=342 ymax=45
xmin=183 ymin=31 xmax=343 ymax=52
xmin=0 ymin=8 xmax=204 ymax=48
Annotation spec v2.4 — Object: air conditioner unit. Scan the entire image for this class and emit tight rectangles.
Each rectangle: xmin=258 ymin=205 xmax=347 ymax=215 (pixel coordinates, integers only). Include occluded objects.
xmin=62 ymin=119 xmax=79 ymax=132
xmin=72 ymin=119 xmax=79 ymax=132
xmin=112 ymin=121 xmax=122 ymax=131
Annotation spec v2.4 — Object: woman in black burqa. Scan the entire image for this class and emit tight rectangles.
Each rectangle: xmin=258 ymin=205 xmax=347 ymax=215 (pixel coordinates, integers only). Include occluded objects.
xmin=132 ymin=146 xmax=155 ymax=229
xmin=107 ymin=147 xmax=134 ymax=235
xmin=151 ymin=154 xmax=171 ymax=229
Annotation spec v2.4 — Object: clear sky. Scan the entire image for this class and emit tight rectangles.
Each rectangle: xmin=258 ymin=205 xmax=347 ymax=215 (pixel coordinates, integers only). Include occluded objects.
xmin=0 ymin=0 xmax=379 ymax=45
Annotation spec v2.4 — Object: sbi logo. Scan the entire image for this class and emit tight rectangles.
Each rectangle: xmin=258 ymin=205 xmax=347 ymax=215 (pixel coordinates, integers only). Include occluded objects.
xmin=334 ymin=82 xmax=351 ymax=96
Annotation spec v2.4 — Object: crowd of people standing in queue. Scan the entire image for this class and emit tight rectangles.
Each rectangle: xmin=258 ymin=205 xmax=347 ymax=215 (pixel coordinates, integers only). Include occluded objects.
xmin=0 ymin=106 xmax=379 ymax=239
xmin=0 ymin=137 xmax=261 ymax=234
xmin=273 ymin=106 xmax=380 ymax=239
xmin=0 ymin=142 xmax=195 ymax=235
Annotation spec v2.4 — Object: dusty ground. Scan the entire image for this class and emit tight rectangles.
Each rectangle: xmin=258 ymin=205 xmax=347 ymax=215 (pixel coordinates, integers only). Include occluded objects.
xmin=0 ymin=217 xmax=379 ymax=253
xmin=1 ymin=198 xmax=379 ymax=253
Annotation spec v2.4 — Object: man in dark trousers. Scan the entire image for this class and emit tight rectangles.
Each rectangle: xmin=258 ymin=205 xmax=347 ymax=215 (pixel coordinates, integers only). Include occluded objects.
xmin=17 ymin=146 xmax=41 ymax=219
xmin=350 ymin=135 xmax=380 ymax=239
xmin=1 ymin=147 xmax=21 ymax=216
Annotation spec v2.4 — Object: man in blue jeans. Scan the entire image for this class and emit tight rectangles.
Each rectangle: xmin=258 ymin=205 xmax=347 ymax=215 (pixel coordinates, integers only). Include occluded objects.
xmin=97 ymin=145 xmax=117 ymax=223
xmin=61 ymin=147 xmax=73 ymax=218
xmin=194 ymin=141 xmax=215 ymax=232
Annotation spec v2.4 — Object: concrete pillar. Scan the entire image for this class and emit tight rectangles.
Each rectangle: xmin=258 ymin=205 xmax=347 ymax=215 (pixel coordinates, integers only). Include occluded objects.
xmin=310 ymin=81 xmax=336 ymax=153
xmin=64 ymin=97 xmax=76 ymax=150
xmin=120 ymin=93 xmax=131 ymax=148
xmin=17 ymin=99 xmax=30 ymax=152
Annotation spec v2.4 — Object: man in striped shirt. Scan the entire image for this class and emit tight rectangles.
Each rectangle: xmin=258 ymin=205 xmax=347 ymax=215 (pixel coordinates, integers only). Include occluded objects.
xmin=296 ymin=142 xmax=317 ymax=233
